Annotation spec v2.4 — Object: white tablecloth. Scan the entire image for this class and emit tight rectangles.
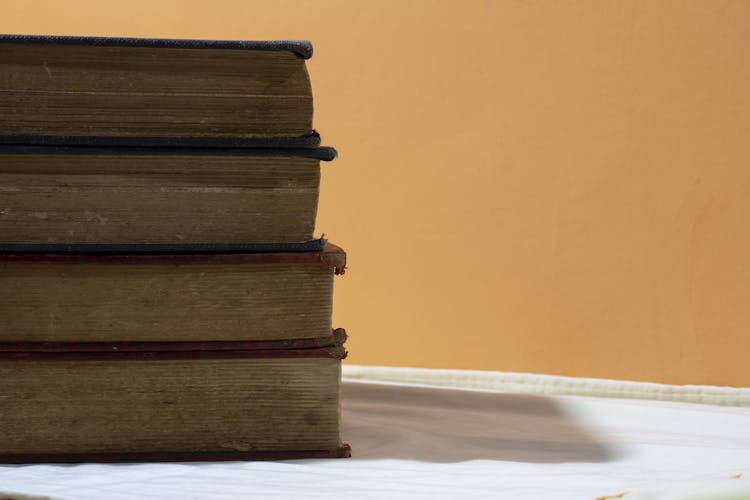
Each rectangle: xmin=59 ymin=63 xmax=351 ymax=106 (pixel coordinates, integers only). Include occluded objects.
xmin=1 ymin=366 xmax=749 ymax=500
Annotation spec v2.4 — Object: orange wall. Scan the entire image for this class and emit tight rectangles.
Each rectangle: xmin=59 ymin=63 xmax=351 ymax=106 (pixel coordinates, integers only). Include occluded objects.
xmin=3 ymin=0 xmax=750 ymax=386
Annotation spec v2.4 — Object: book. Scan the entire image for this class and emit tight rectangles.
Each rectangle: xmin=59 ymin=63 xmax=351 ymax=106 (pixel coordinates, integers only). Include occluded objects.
xmin=0 ymin=145 xmax=336 ymax=244
xmin=0 ymin=35 xmax=315 ymax=144
xmin=0 ymin=244 xmax=346 ymax=344
xmin=0 ymin=34 xmax=350 ymax=463
xmin=0 ymin=339 xmax=350 ymax=462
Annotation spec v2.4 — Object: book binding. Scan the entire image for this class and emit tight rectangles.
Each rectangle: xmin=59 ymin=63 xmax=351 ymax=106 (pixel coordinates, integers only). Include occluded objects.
xmin=0 ymin=143 xmax=337 ymax=159
xmin=0 ymin=242 xmax=346 ymax=273
xmin=0 ymin=444 xmax=352 ymax=464
xmin=0 ymin=34 xmax=314 ymax=59
xmin=0 ymin=329 xmax=348 ymax=354
xmin=0 ymin=132 xmax=332 ymax=150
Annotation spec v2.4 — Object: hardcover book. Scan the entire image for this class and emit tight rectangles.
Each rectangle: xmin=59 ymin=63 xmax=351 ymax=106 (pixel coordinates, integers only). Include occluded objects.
xmin=0 ymin=246 xmax=350 ymax=462
xmin=0 ymin=145 xmax=336 ymax=244
xmin=0 ymin=33 xmax=350 ymax=463
xmin=0 ymin=244 xmax=346 ymax=344
xmin=0 ymin=35 xmax=316 ymax=144
xmin=0 ymin=338 xmax=350 ymax=462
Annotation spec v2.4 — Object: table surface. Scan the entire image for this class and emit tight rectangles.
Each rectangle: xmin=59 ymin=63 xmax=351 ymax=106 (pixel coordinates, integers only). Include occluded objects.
xmin=1 ymin=370 xmax=749 ymax=500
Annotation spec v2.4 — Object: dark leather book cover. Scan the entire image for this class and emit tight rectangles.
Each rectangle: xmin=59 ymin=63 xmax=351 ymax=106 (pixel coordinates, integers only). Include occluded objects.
xmin=0 ymin=241 xmax=346 ymax=273
xmin=0 ymin=143 xmax=337 ymax=160
xmin=0 ymin=238 xmax=340 ymax=256
xmin=0 ymin=446 xmax=352 ymax=464
xmin=0 ymin=329 xmax=348 ymax=360
xmin=0 ymin=34 xmax=314 ymax=59
xmin=0 ymin=327 xmax=348 ymax=354
xmin=0 ymin=131 xmax=328 ymax=149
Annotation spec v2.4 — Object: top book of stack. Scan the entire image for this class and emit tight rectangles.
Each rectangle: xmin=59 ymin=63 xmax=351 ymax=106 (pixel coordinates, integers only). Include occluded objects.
xmin=0 ymin=35 xmax=317 ymax=147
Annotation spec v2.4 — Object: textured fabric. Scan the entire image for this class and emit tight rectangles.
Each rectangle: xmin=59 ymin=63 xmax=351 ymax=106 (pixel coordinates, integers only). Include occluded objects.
xmin=343 ymin=365 xmax=750 ymax=407
xmin=0 ymin=371 xmax=749 ymax=499
xmin=0 ymin=35 xmax=313 ymax=58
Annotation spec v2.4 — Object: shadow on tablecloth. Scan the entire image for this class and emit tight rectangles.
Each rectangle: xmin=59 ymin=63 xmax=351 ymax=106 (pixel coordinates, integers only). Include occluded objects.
xmin=342 ymin=381 xmax=613 ymax=463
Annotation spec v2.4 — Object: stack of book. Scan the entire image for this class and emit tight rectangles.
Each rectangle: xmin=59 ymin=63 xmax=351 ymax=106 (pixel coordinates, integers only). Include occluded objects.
xmin=0 ymin=35 xmax=349 ymax=462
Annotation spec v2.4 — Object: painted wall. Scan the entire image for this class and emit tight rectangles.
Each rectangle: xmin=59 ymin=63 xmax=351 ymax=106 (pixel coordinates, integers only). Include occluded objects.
xmin=3 ymin=0 xmax=749 ymax=386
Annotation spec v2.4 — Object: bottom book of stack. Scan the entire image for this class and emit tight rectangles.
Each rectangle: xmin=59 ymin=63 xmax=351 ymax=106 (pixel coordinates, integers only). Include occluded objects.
xmin=0 ymin=244 xmax=350 ymax=462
